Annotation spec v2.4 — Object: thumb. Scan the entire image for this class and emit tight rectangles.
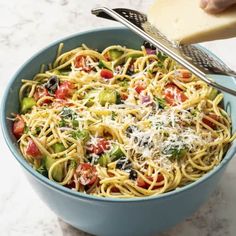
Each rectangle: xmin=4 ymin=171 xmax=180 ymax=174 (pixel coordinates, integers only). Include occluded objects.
xmin=200 ymin=0 xmax=236 ymax=13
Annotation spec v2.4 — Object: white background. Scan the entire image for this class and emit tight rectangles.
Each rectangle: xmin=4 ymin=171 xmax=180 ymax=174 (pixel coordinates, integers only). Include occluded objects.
xmin=0 ymin=1 xmax=236 ymax=235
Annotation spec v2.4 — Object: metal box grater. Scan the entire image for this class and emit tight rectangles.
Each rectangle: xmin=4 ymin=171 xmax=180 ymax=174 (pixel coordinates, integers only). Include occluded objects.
xmin=92 ymin=7 xmax=236 ymax=96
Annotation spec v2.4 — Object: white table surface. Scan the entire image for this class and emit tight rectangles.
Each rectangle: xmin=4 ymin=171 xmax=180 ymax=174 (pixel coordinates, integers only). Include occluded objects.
xmin=1 ymin=1 xmax=236 ymax=235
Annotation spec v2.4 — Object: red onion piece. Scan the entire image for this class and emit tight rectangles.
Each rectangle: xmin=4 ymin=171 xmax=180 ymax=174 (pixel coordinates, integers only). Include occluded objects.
xmin=146 ymin=48 xmax=156 ymax=55
xmin=141 ymin=95 xmax=151 ymax=104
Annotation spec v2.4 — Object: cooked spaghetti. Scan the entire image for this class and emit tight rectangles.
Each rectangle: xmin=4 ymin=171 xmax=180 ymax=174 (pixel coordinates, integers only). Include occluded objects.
xmin=12 ymin=43 xmax=235 ymax=198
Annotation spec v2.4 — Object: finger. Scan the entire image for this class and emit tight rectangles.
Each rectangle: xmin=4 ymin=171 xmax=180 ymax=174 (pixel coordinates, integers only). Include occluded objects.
xmin=200 ymin=0 xmax=209 ymax=9
xmin=200 ymin=0 xmax=236 ymax=13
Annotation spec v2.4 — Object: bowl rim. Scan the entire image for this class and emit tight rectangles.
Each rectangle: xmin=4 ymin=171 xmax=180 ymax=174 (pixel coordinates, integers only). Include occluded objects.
xmin=1 ymin=26 xmax=236 ymax=203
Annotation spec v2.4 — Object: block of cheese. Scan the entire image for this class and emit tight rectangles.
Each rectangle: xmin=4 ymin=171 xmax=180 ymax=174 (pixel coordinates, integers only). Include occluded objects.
xmin=147 ymin=0 xmax=236 ymax=44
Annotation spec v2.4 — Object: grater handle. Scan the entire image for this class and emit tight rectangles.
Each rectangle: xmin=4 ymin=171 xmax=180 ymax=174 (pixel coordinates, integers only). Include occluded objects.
xmin=92 ymin=7 xmax=236 ymax=96
xmin=91 ymin=8 xmax=117 ymax=21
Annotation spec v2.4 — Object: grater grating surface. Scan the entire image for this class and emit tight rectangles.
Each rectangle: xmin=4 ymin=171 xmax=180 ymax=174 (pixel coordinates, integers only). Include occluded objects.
xmin=92 ymin=7 xmax=236 ymax=96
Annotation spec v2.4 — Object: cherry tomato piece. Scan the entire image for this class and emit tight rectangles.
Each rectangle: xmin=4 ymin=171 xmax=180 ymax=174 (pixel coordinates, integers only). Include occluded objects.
xmin=137 ymin=174 xmax=164 ymax=189
xmin=34 ymin=87 xmax=51 ymax=104
xmin=177 ymin=69 xmax=192 ymax=79
xmin=76 ymin=163 xmax=98 ymax=186
xmin=120 ymin=93 xmax=128 ymax=100
xmin=164 ymin=83 xmax=188 ymax=106
xmin=87 ymin=138 xmax=110 ymax=155
xmin=26 ymin=139 xmax=41 ymax=157
xmin=74 ymin=56 xmax=92 ymax=72
xmin=135 ymin=81 xmax=146 ymax=94
xmin=12 ymin=116 xmax=25 ymax=139
xmin=55 ymin=81 xmax=75 ymax=100
xmin=100 ymin=69 xmax=113 ymax=79
xmin=202 ymin=113 xmax=219 ymax=130
xmin=137 ymin=176 xmax=149 ymax=188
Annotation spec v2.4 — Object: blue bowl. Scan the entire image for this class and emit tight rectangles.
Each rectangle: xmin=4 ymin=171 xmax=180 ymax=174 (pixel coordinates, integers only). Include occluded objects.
xmin=2 ymin=28 xmax=236 ymax=236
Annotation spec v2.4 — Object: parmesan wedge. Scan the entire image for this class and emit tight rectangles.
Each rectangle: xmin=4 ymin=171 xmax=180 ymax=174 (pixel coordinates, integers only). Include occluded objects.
xmin=148 ymin=0 xmax=236 ymax=44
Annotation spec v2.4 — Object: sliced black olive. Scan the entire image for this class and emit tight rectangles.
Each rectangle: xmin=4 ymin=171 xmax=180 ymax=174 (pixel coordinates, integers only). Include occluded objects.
xmin=142 ymin=140 xmax=154 ymax=149
xmin=116 ymin=161 xmax=123 ymax=169
xmin=116 ymin=158 xmax=132 ymax=170
xmin=126 ymin=69 xmax=134 ymax=76
xmin=129 ymin=169 xmax=137 ymax=180
xmin=44 ymin=76 xmax=59 ymax=95
xmin=134 ymin=137 xmax=139 ymax=144
xmin=126 ymin=125 xmax=138 ymax=138
xmin=143 ymin=41 xmax=156 ymax=50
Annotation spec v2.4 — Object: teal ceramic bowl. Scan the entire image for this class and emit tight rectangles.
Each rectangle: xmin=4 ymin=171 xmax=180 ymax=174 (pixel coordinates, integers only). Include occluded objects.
xmin=2 ymin=28 xmax=236 ymax=236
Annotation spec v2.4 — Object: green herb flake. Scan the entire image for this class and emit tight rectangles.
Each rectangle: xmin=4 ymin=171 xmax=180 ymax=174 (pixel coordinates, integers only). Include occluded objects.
xmin=163 ymin=147 xmax=187 ymax=160
xmin=157 ymin=51 xmax=168 ymax=68
xmin=24 ymin=126 xmax=29 ymax=134
xmin=69 ymin=160 xmax=77 ymax=169
xmin=72 ymin=129 xmax=90 ymax=142
xmin=59 ymin=119 xmax=67 ymax=127
xmin=60 ymin=107 xmax=77 ymax=120
xmin=154 ymin=97 xmax=166 ymax=109
xmin=111 ymin=111 xmax=117 ymax=120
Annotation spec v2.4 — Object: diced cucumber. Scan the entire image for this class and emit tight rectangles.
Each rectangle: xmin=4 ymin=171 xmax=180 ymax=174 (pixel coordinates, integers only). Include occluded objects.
xmin=177 ymin=149 xmax=187 ymax=158
xmin=84 ymin=90 xmax=97 ymax=107
xmin=98 ymin=60 xmax=112 ymax=70
xmin=110 ymin=145 xmax=125 ymax=161
xmin=45 ymin=156 xmax=64 ymax=182
xmin=52 ymin=143 xmax=66 ymax=153
xmin=72 ymin=129 xmax=90 ymax=142
xmin=208 ymin=88 xmax=218 ymax=101
xmin=98 ymin=154 xmax=110 ymax=167
xmin=85 ymin=98 xmax=94 ymax=107
xmin=21 ymin=97 xmax=36 ymax=113
xmin=109 ymin=49 xmax=124 ymax=60
xmin=125 ymin=52 xmax=143 ymax=60
xmin=72 ymin=119 xmax=79 ymax=128
xmin=99 ymin=89 xmax=118 ymax=106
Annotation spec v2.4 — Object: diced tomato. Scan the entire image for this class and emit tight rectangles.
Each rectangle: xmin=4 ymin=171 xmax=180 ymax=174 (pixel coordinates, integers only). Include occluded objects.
xmin=76 ymin=163 xmax=98 ymax=186
xmin=100 ymin=69 xmax=113 ymax=79
xmin=65 ymin=181 xmax=76 ymax=189
xmin=164 ymin=83 xmax=188 ymax=106
xmin=137 ymin=176 xmax=149 ymax=188
xmin=12 ymin=116 xmax=25 ymax=139
xmin=108 ymin=172 xmax=115 ymax=177
xmin=177 ymin=69 xmax=192 ymax=81
xmin=74 ymin=55 xmax=92 ymax=72
xmin=137 ymin=174 xmax=164 ymax=189
xmin=26 ymin=139 xmax=41 ymax=158
xmin=135 ymin=81 xmax=146 ymax=94
xmin=202 ymin=113 xmax=220 ymax=129
xmin=86 ymin=138 xmax=110 ymax=155
xmin=111 ymin=186 xmax=120 ymax=193
xmin=120 ymin=92 xmax=128 ymax=100
xmin=34 ymin=87 xmax=51 ymax=104
xmin=55 ymin=81 xmax=75 ymax=100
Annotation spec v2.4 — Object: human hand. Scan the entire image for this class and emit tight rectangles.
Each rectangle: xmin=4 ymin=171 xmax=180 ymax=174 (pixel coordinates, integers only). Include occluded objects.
xmin=200 ymin=0 xmax=236 ymax=13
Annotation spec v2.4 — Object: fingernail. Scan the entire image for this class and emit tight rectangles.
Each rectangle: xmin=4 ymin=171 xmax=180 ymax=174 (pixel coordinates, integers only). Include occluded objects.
xmin=200 ymin=0 xmax=209 ymax=9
